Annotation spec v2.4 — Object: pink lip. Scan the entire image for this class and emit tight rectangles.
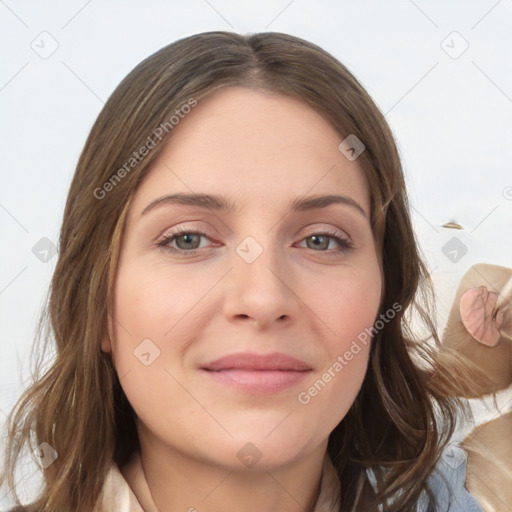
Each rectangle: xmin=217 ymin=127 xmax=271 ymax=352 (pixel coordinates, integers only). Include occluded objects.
xmin=200 ymin=352 xmax=312 ymax=393
xmin=202 ymin=352 xmax=312 ymax=371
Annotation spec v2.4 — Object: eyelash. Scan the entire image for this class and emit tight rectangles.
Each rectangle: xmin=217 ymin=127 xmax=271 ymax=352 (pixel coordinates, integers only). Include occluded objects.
xmin=155 ymin=227 xmax=354 ymax=256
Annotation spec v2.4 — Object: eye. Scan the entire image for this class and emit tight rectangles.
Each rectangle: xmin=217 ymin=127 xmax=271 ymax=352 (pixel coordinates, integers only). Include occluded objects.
xmin=156 ymin=228 xmax=212 ymax=254
xmin=297 ymin=230 xmax=354 ymax=253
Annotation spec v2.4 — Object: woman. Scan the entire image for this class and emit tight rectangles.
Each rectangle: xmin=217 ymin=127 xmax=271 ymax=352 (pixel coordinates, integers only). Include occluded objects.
xmin=1 ymin=31 xmax=484 ymax=512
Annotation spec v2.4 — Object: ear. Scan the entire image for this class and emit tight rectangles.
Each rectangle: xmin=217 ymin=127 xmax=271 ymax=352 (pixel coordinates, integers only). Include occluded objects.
xmin=100 ymin=312 xmax=113 ymax=353
xmin=101 ymin=334 xmax=112 ymax=353
xmin=460 ymin=286 xmax=502 ymax=347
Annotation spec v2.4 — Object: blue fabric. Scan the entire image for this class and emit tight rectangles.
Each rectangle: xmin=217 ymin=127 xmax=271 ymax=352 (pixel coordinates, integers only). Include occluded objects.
xmin=367 ymin=442 xmax=484 ymax=511
xmin=417 ymin=442 xmax=484 ymax=512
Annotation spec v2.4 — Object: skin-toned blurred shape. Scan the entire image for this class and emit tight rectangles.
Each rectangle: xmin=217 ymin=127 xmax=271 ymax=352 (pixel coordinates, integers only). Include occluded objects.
xmin=435 ymin=263 xmax=512 ymax=511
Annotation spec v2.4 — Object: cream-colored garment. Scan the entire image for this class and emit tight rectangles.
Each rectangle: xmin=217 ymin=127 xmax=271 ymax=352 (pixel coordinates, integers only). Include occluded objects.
xmin=98 ymin=451 xmax=341 ymax=512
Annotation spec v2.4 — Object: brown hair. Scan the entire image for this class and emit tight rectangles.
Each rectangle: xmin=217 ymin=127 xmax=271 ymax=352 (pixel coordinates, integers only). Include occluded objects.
xmin=1 ymin=31 xmax=469 ymax=512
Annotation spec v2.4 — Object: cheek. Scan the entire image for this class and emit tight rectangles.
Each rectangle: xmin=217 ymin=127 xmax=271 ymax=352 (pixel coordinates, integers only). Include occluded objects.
xmin=311 ymin=260 xmax=382 ymax=347
xmin=109 ymin=264 xmax=174 ymax=374
xmin=112 ymin=261 xmax=214 ymax=342
xmin=108 ymin=265 xmax=202 ymax=429
xmin=294 ymin=260 xmax=381 ymax=414
xmin=109 ymin=260 xmax=223 ymax=394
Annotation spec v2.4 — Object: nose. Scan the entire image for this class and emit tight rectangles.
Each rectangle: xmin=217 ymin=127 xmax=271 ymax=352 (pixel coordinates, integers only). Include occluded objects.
xmin=222 ymin=241 xmax=298 ymax=330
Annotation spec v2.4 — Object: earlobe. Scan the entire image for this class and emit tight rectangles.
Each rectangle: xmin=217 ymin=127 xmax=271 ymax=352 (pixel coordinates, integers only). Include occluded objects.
xmin=100 ymin=314 xmax=114 ymax=353
xmin=101 ymin=333 xmax=112 ymax=353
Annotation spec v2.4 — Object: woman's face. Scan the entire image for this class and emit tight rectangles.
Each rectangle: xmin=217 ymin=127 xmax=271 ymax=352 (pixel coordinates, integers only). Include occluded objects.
xmin=103 ymin=86 xmax=383 ymax=469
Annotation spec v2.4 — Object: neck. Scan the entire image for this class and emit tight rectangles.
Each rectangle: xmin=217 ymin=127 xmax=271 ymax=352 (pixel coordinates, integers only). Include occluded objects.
xmin=121 ymin=432 xmax=331 ymax=512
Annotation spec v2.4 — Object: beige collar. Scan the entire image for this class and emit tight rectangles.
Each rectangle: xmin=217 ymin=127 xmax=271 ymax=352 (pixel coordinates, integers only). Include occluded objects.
xmin=99 ymin=451 xmax=341 ymax=512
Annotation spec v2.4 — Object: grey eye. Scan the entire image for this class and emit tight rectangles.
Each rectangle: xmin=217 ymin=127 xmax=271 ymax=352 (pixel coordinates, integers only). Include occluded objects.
xmin=175 ymin=233 xmax=202 ymax=250
xmin=305 ymin=235 xmax=330 ymax=251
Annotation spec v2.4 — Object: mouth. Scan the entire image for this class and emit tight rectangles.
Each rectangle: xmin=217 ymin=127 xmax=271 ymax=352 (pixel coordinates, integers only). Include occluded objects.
xmin=200 ymin=352 xmax=312 ymax=393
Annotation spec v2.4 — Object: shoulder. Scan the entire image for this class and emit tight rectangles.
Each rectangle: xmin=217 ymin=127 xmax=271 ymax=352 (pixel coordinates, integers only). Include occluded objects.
xmin=421 ymin=442 xmax=484 ymax=512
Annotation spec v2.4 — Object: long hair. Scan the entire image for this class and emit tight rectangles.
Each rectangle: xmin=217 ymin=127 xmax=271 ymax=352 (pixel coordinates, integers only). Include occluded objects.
xmin=1 ymin=31 xmax=468 ymax=512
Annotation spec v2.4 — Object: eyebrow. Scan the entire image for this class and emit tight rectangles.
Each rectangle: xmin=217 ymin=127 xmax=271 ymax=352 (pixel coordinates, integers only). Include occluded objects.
xmin=140 ymin=193 xmax=368 ymax=219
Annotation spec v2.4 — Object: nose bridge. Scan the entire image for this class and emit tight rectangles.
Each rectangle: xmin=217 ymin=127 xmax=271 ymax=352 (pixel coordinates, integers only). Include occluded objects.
xmin=222 ymin=232 xmax=295 ymax=326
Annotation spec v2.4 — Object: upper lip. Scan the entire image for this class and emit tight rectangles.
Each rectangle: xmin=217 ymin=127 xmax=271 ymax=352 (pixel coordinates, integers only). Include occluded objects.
xmin=201 ymin=352 xmax=312 ymax=371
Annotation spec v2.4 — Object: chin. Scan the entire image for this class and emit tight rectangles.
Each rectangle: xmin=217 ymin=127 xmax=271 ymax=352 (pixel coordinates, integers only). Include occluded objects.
xmin=193 ymin=431 xmax=317 ymax=472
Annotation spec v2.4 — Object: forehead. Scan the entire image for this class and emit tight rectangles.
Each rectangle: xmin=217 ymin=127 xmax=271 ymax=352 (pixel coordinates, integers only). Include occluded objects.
xmin=128 ymin=86 xmax=370 ymax=221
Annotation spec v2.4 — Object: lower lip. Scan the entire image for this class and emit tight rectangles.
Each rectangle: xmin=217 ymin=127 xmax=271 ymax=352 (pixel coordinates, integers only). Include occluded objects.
xmin=201 ymin=369 xmax=311 ymax=393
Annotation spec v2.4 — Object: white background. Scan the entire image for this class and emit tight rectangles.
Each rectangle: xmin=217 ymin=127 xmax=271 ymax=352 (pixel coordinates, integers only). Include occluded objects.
xmin=1 ymin=0 xmax=511 ymax=507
